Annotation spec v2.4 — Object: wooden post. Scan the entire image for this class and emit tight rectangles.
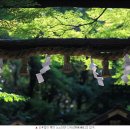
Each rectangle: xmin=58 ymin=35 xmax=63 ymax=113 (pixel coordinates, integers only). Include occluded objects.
xmin=102 ymin=58 xmax=111 ymax=78
xmin=20 ymin=58 xmax=28 ymax=75
xmin=62 ymin=54 xmax=73 ymax=74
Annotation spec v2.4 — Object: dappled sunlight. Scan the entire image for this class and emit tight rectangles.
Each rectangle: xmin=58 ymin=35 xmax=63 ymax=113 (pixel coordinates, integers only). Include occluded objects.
xmin=0 ymin=8 xmax=130 ymax=39
xmin=0 ymin=92 xmax=29 ymax=102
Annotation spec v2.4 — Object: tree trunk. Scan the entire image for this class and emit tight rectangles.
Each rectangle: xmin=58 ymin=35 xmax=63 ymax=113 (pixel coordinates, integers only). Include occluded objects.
xmin=28 ymin=56 xmax=43 ymax=97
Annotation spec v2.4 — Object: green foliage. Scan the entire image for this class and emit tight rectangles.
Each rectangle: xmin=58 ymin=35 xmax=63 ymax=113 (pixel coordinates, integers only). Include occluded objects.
xmin=1 ymin=8 xmax=130 ymax=39
xmin=0 ymin=113 xmax=9 ymax=124
xmin=0 ymin=7 xmax=130 ymax=125
xmin=26 ymin=99 xmax=60 ymax=125
xmin=0 ymin=92 xmax=28 ymax=102
xmin=0 ymin=28 xmax=10 ymax=39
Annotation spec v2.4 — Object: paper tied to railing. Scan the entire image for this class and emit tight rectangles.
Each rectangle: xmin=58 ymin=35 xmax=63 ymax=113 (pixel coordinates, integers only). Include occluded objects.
xmin=97 ymin=77 xmax=104 ymax=86
xmin=92 ymin=71 xmax=98 ymax=78
xmin=121 ymin=75 xmax=128 ymax=83
xmin=42 ymin=55 xmax=51 ymax=68
xmin=123 ymin=69 xmax=130 ymax=75
xmin=36 ymin=73 xmax=44 ymax=84
xmin=121 ymin=54 xmax=130 ymax=83
xmin=89 ymin=57 xmax=97 ymax=71
xmin=36 ymin=55 xmax=51 ymax=83
xmin=124 ymin=54 xmax=130 ymax=65
xmin=40 ymin=66 xmax=50 ymax=74
xmin=90 ymin=63 xmax=97 ymax=72
xmin=89 ymin=56 xmax=104 ymax=86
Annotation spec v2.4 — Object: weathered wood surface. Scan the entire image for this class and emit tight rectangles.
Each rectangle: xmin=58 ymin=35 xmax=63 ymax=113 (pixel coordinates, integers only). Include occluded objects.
xmin=0 ymin=38 xmax=130 ymax=59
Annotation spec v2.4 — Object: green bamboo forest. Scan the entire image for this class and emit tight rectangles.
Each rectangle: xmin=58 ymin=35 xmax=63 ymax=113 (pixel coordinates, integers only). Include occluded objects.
xmin=1 ymin=8 xmax=130 ymax=125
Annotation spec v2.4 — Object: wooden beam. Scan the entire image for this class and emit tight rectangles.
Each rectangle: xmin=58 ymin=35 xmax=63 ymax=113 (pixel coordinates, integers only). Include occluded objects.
xmin=0 ymin=38 xmax=130 ymax=59
xmin=35 ymin=0 xmax=130 ymax=8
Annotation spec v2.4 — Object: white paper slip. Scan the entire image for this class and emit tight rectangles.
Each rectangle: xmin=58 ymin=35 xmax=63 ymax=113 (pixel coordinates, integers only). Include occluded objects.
xmin=124 ymin=55 xmax=130 ymax=65
xmin=125 ymin=61 xmax=130 ymax=66
xmin=124 ymin=54 xmax=128 ymax=59
xmin=89 ymin=63 xmax=97 ymax=71
xmin=121 ymin=75 xmax=128 ymax=83
xmin=46 ymin=56 xmax=51 ymax=61
xmin=125 ymin=62 xmax=130 ymax=66
xmin=124 ymin=54 xmax=129 ymax=60
xmin=92 ymin=66 xmax=97 ymax=72
xmin=97 ymin=77 xmax=104 ymax=86
xmin=36 ymin=73 xmax=44 ymax=83
xmin=93 ymin=71 xmax=98 ymax=78
xmin=42 ymin=61 xmax=51 ymax=68
xmin=123 ymin=64 xmax=127 ymax=69
xmin=40 ymin=66 xmax=50 ymax=74
xmin=45 ymin=56 xmax=51 ymax=63
xmin=123 ymin=69 xmax=130 ymax=75
xmin=125 ymin=66 xmax=130 ymax=71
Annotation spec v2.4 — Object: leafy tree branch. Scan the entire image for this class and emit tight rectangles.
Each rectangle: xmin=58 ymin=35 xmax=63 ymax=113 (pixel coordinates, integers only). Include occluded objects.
xmin=52 ymin=8 xmax=107 ymax=28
